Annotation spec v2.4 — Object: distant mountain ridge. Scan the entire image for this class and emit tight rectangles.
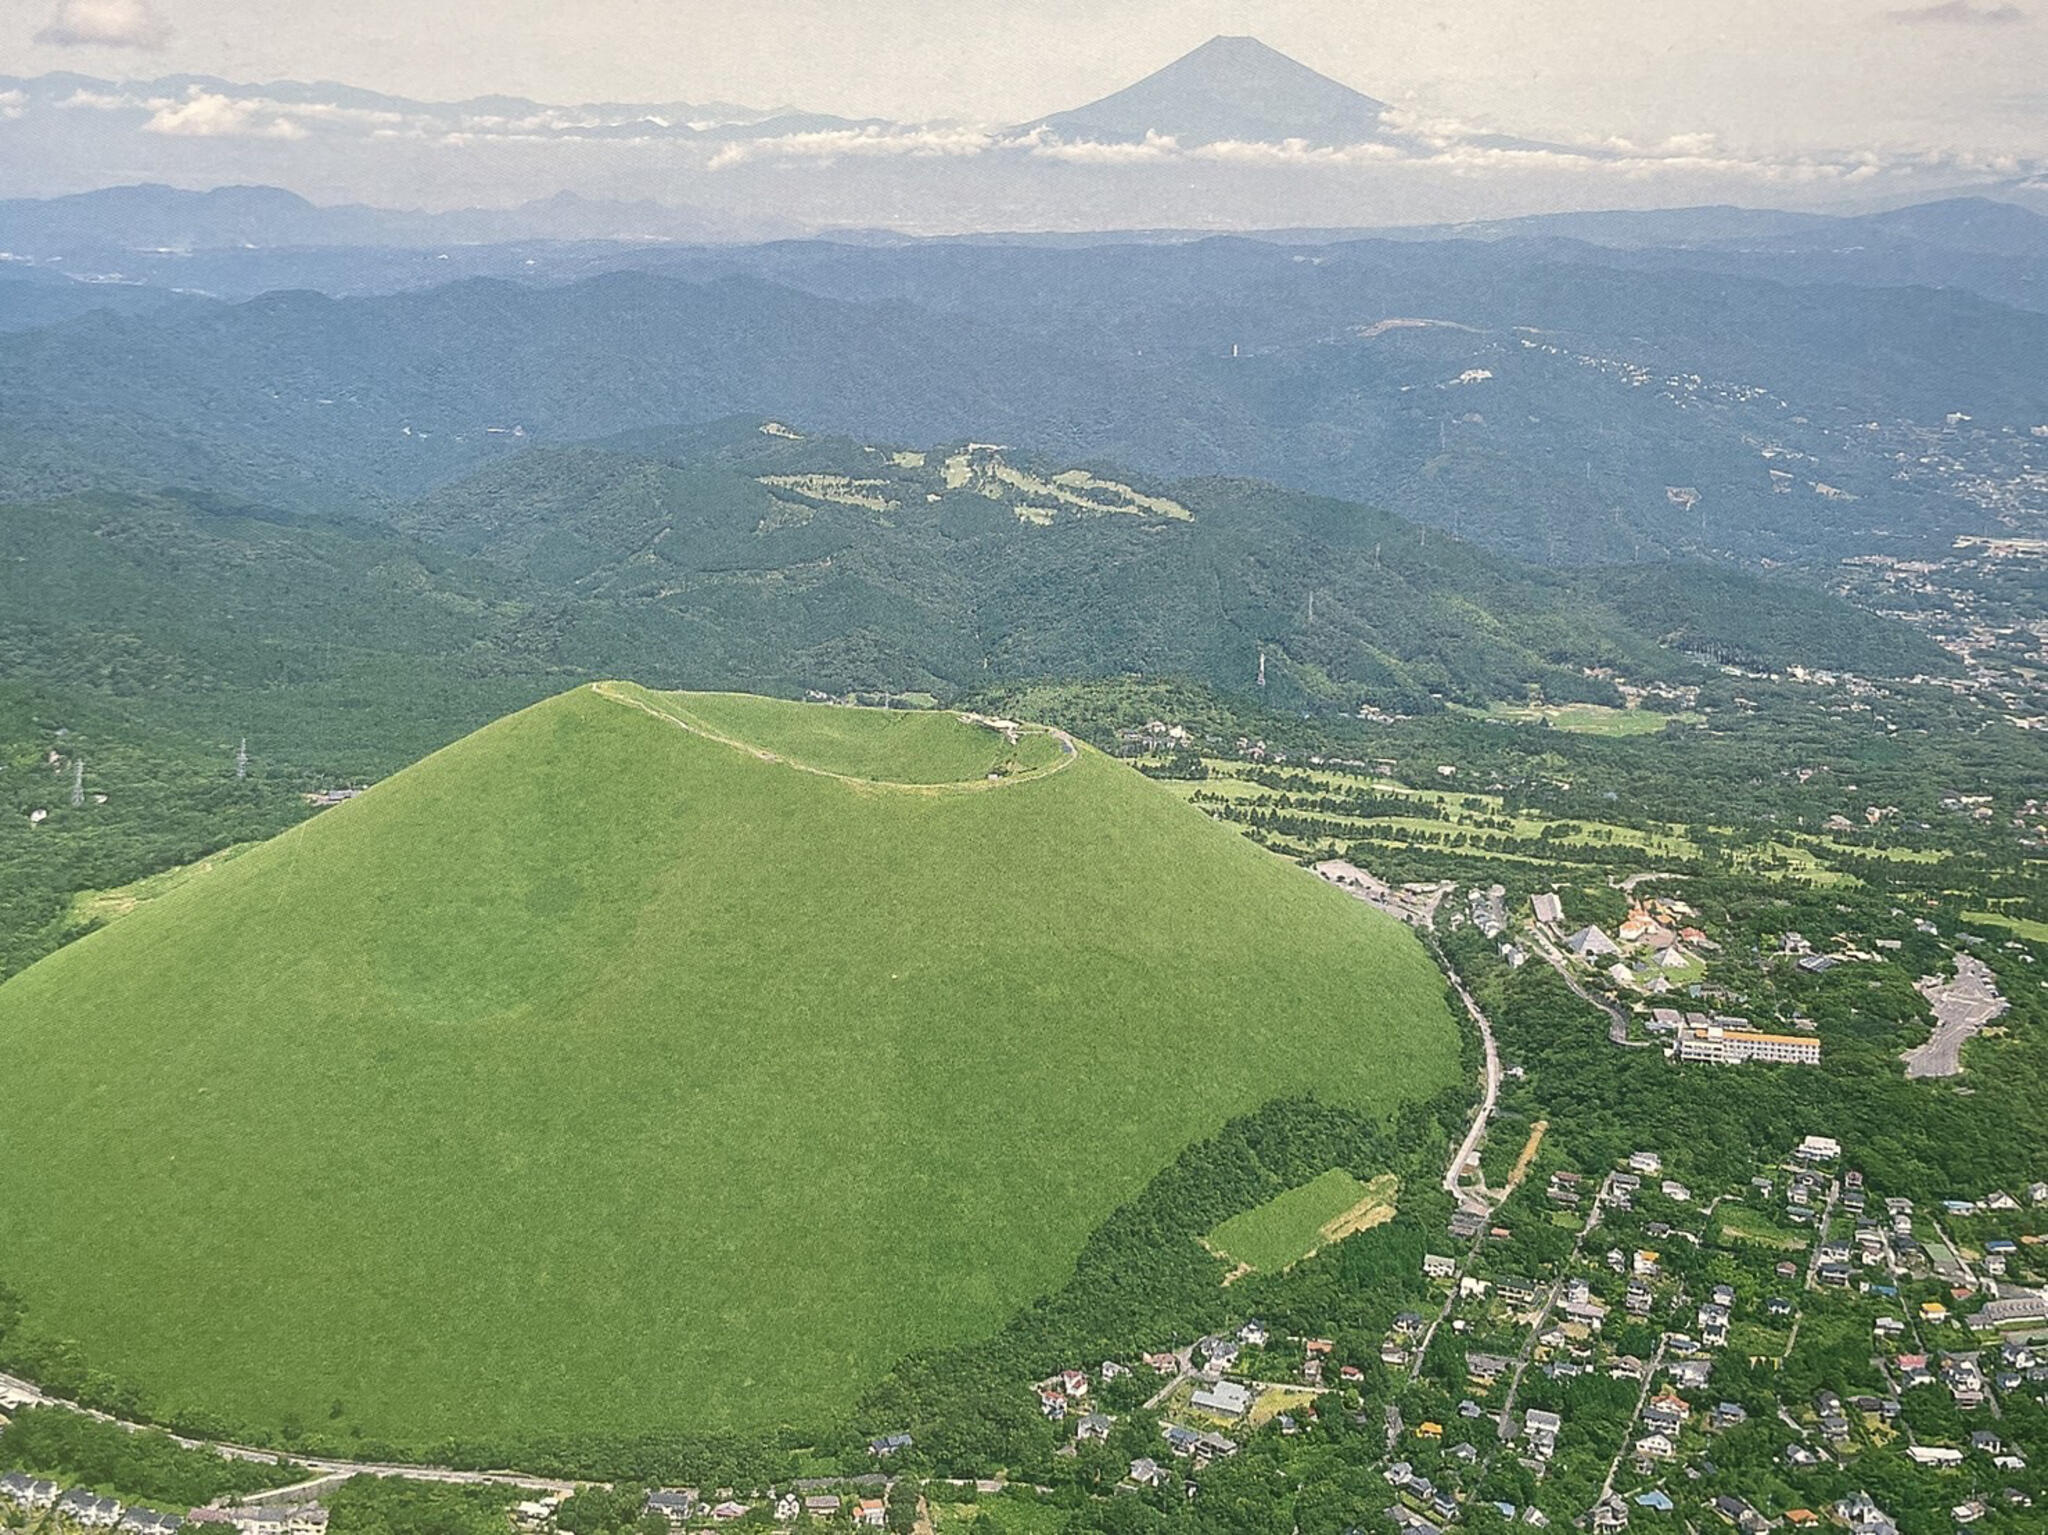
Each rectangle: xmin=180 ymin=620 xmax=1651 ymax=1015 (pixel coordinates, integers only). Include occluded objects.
xmin=0 ymin=69 xmax=806 ymax=132
xmin=6 ymin=181 xmax=2041 ymax=269
xmin=1022 ymin=35 xmax=1394 ymax=146
xmin=0 ymin=242 xmax=2041 ymax=570
xmin=0 ymin=182 xmax=801 ymax=253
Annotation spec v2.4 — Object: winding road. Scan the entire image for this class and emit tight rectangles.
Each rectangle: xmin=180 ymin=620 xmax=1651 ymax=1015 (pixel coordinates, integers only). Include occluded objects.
xmin=0 ymin=1371 xmax=581 ymax=1496
xmin=1434 ymin=944 xmax=1503 ymax=1213
xmin=1529 ymin=927 xmax=1643 ymax=1047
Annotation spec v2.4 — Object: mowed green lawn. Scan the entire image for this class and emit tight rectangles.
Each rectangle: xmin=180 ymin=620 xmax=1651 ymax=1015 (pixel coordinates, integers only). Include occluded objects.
xmin=1966 ymin=908 xmax=2048 ymax=943
xmin=0 ymin=687 xmax=1459 ymax=1444
xmin=1205 ymin=1169 xmax=1394 ymax=1274
xmin=1473 ymin=702 xmax=1697 ymax=737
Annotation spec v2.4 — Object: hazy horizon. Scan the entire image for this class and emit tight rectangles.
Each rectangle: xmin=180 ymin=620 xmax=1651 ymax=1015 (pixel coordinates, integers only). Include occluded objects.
xmin=1 ymin=4 xmax=2045 ymax=232
xmin=5 ymin=1 xmax=2045 ymax=155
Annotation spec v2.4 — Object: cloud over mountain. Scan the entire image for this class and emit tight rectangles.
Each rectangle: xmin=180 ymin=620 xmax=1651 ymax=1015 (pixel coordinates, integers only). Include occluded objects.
xmin=1 ymin=35 xmax=2039 ymax=227
xmin=143 ymin=89 xmax=307 ymax=139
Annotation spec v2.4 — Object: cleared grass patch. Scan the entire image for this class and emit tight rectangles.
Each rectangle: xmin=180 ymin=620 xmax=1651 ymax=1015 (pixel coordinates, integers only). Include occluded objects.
xmin=1718 ymin=1206 xmax=1809 ymax=1251
xmin=1473 ymin=702 xmax=1699 ymax=737
xmin=1245 ymin=1386 xmax=1318 ymax=1428
xmin=1797 ymin=835 xmax=1949 ymax=866
xmin=1967 ymin=909 xmax=2048 ymax=943
xmin=1204 ymin=1169 xmax=1398 ymax=1276
xmin=1732 ymin=840 xmax=1857 ymax=887
xmin=931 ymin=1493 xmax=1065 ymax=1535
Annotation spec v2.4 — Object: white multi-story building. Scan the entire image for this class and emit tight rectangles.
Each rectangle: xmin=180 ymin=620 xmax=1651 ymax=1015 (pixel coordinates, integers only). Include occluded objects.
xmin=1676 ymin=1024 xmax=1820 ymax=1066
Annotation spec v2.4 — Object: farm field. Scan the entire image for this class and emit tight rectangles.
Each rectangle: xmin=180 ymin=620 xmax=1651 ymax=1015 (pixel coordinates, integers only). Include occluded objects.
xmin=0 ymin=686 xmax=1460 ymax=1446
xmin=1468 ymin=702 xmax=1702 ymax=736
xmin=1204 ymin=1169 xmax=1399 ymax=1275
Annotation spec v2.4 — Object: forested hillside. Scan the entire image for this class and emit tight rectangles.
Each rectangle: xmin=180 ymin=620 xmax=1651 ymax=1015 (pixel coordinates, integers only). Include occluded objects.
xmin=0 ymin=238 xmax=2041 ymax=565
xmin=0 ymin=425 xmax=1946 ymax=982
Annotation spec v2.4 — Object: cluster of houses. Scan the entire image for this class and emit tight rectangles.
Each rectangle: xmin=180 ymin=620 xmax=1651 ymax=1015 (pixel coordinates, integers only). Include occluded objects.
xmin=1539 ymin=894 xmax=1845 ymax=1062
xmin=1023 ymin=1334 xmax=1272 ymax=1457
xmin=0 ymin=1480 xmax=160 ymax=1533
xmin=1382 ymin=1460 xmax=1464 ymax=1533
xmin=1589 ymin=1483 xmax=1910 ymax=1534
xmin=1026 ymin=1318 xmax=1340 ymax=1483
xmin=186 ymin=1506 xmax=326 ymax=1535
xmin=1112 ymin=720 xmax=1194 ymax=757
xmin=1468 ymin=885 xmax=1508 ymax=941
xmin=1583 ymin=1137 xmax=2048 ymax=1531
xmin=639 ymin=1487 xmax=889 ymax=1529
xmin=0 ymin=1477 xmax=326 ymax=1535
xmin=1033 ymin=1366 xmax=1098 ymax=1422
xmin=1546 ymin=892 xmax=1720 ymax=1000
xmin=1381 ymin=1310 xmax=1429 ymax=1372
xmin=1156 ymin=1425 xmax=1237 ymax=1467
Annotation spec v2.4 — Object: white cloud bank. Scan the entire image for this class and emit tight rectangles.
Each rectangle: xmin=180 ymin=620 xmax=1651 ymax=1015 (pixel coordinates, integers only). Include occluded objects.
xmin=703 ymin=123 xmax=996 ymax=169
xmin=35 ymin=0 xmax=173 ymax=50
xmin=1886 ymin=2 xmax=2027 ymax=23
xmin=143 ymin=89 xmax=307 ymax=139
xmin=25 ymin=79 xmax=2043 ymax=193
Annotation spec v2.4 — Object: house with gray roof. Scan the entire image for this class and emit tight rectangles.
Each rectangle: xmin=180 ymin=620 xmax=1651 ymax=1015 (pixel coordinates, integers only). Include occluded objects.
xmin=1 ymin=1477 xmax=60 ymax=1511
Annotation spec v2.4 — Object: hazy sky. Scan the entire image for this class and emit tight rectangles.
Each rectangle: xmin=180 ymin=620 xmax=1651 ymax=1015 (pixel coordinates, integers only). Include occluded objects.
xmin=4 ymin=0 xmax=2043 ymax=157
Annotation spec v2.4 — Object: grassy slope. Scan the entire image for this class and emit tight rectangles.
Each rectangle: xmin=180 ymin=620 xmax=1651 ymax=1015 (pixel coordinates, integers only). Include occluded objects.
xmin=1205 ymin=1168 xmax=1376 ymax=1275
xmin=646 ymin=690 xmax=1068 ymax=784
xmin=0 ymin=688 xmax=1459 ymax=1444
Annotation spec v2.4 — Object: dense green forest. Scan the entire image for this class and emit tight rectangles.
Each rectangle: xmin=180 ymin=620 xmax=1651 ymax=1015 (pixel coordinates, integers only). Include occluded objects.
xmin=0 ymin=425 xmax=1970 ymax=984
xmin=0 ymin=1408 xmax=300 ymax=1508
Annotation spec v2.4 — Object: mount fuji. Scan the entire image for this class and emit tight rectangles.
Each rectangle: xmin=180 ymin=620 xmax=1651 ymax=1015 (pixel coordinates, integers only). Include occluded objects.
xmin=1021 ymin=35 xmax=1398 ymax=146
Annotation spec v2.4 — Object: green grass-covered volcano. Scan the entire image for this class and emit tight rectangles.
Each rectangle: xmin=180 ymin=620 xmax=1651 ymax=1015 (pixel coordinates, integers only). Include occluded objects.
xmin=0 ymin=686 xmax=1459 ymax=1442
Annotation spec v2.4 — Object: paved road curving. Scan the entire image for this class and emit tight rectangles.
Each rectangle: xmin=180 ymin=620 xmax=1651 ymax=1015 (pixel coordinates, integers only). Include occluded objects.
xmin=0 ymin=1371 xmax=581 ymax=1494
xmin=1433 ymin=944 xmax=1503 ymax=1213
